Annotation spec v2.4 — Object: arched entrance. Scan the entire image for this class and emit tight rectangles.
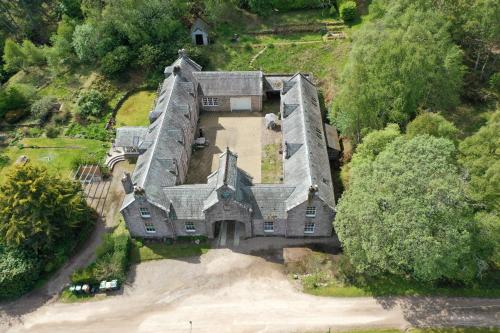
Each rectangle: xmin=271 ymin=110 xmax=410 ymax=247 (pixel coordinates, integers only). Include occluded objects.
xmin=213 ymin=220 xmax=246 ymax=247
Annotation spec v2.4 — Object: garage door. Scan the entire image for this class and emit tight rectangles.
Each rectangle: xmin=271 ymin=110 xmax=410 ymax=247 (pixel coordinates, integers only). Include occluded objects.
xmin=230 ymin=97 xmax=251 ymax=111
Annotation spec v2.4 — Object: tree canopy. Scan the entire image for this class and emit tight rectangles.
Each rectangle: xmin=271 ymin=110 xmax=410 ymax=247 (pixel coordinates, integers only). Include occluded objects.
xmin=335 ymin=134 xmax=481 ymax=282
xmin=0 ymin=164 xmax=90 ymax=254
xmin=407 ymin=113 xmax=459 ymax=142
xmin=331 ymin=5 xmax=464 ymax=142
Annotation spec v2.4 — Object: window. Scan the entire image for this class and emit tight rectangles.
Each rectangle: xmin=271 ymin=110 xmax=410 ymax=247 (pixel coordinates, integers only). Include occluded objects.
xmin=264 ymin=221 xmax=274 ymax=233
xmin=305 ymin=206 xmax=316 ymax=217
xmin=202 ymin=97 xmax=219 ymax=107
xmin=185 ymin=222 xmax=196 ymax=232
xmin=139 ymin=207 xmax=151 ymax=218
xmin=304 ymin=222 xmax=315 ymax=234
xmin=145 ymin=223 xmax=156 ymax=233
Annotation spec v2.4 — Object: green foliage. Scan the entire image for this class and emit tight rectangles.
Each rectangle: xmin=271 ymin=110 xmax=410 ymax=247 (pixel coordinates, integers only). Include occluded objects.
xmin=332 ymin=4 xmax=465 ymax=142
xmin=336 ymin=135 xmax=480 ymax=282
xmin=0 ymin=164 xmax=91 ymax=254
xmin=340 ymin=1 xmax=357 ymax=22
xmin=2 ymin=39 xmax=25 ymax=73
xmin=46 ymin=17 xmax=77 ymax=73
xmin=407 ymin=113 xmax=459 ymax=142
xmin=76 ymin=89 xmax=107 ymax=119
xmin=0 ymin=85 xmax=30 ymax=120
xmin=31 ymin=96 xmax=58 ymax=125
xmin=0 ymin=245 xmax=40 ymax=300
xmin=329 ymin=5 xmax=338 ymax=17
xmin=490 ymin=72 xmax=500 ymax=94
xmin=247 ymin=0 xmax=329 ymax=14
xmin=352 ymin=124 xmax=401 ymax=166
xmin=72 ymin=23 xmax=99 ymax=63
xmin=0 ymin=155 xmax=9 ymax=168
xmin=21 ymin=40 xmax=46 ymax=67
xmin=45 ymin=125 xmax=60 ymax=138
xmin=100 ymin=46 xmax=132 ymax=77
xmin=459 ymin=110 xmax=500 ymax=212
xmin=72 ymin=222 xmax=131 ymax=284
xmin=65 ymin=121 xmax=111 ymax=141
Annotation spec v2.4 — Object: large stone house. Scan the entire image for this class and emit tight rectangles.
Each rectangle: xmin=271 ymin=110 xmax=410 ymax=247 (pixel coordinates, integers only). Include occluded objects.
xmin=115 ymin=51 xmax=336 ymax=240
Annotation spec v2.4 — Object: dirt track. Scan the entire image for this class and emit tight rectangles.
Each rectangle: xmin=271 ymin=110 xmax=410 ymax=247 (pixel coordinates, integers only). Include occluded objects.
xmin=4 ymin=246 xmax=500 ymax=333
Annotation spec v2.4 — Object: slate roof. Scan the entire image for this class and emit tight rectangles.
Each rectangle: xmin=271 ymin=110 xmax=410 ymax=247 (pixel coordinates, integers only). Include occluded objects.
xmin=324 ymin=123 xmax=341 ymax=151
xmin=115 ymin=127 xmax=147 ymax=148
xmin=193 ymin=71 xmax=263 ymax=96
xmin=245 ymin=185 xmax=295 ymax=219
xmin=281 ymin=73 xmax=335 ymax=210
xmin=191 ymin=17 xmax=209 ymax=34
xmin=164 ymin=185 xmax=213 ymax=220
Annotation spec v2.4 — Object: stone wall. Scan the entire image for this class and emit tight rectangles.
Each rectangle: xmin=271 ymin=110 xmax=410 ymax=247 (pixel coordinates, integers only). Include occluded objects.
xmin=122 ymin=199 xmax=173 ymax=238
xmin=199 ymin=95 xmax=262 ymax=112
xmin=285 ymin=198 xmax=335 ymax=237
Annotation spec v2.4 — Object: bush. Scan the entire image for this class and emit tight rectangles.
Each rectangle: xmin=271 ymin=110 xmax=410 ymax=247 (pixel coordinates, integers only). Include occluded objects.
xmin=54 ymin=111 xmax=72 ymax=125
xmin=340 ymin=1 xmax=357 ymax=22
xmin=0 ymin=86 xmax=30 ymax=120
xmin=71 ymin=225 xmax=130 ymax=285
xmin=100 ymin=46 xmax=132 ymax=77
xmin=0 ymin=154 xmax=9 ymax=168
xmin=329 ymin=5 xmax=338 ymax=17
xmin=45 ymin=125 xmax=60 ymax=138
xmin=76 ymin=89 xmax=107 ymax=119
xmin=31 ymin=96 xmax=58 ymax=125
xmin=66 ymin=122 xmax=111 ymax=141
xmin=490 ymin=72 xmax=500 ymax=94
xmin=0 ymin=246 xmax=41 ymax=300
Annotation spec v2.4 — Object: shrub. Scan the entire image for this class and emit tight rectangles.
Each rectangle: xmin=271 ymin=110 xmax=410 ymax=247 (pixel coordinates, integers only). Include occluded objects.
xmin=31 ymin=96 xmax=58 ymax=125
xmin=0 ymin=86 xmax=30 ymax=120
xmin=100 ymin=46 xmax=132 ymax=77
xmin=0 ymin=154 xmax=9 ymax=168
xmin=244 ymin=43 xmax=253 ymax=52
xmin=0 ymin=246 xmax=41 ymax=300
xmin=45 ymin=125 xmax=60 ymax=138
xmin=26 ymin=127 xmax=44 ymax=137
xmin=490 ymin=72 xmax=500 ymax=94
xmin=76 ymin=89 xmax=107 ymax=119
xmin=340 ymin=1 xmax=357 ymax=22
xmin=267 ymin=43 xmax=275 ymax=49
xmin=66 ymin=122 xmax=111 ymax=141
xmin=54 ymin=111 xmax=72 ymax=125
xmin=329 ymin=5 xmax=338 ymax=17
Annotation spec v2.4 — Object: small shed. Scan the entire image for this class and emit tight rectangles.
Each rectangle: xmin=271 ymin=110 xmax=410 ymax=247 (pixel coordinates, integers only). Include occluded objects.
xmin=191 ymin=17 xmax=209 ymax=46
xmin=324 ymin=123 xmax=341 ymax=161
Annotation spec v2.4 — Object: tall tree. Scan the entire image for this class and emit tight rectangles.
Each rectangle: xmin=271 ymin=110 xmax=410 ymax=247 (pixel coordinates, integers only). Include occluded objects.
xmin=0 ymin=164 xmax=91 ymax=254
xmin=331 ymin=4 xmax=465 ymax=142
xmin=335 ymin=134 xmax=480 ymax=282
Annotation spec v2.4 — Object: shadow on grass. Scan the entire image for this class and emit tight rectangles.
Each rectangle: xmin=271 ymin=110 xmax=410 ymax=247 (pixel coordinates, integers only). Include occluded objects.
xmin=129 ymin=238 xmax=210 ymax=265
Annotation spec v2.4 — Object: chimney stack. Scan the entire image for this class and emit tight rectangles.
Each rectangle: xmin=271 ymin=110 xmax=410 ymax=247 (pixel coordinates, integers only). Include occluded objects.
xmin=307 ymin=185 xmax=317 ymax=203
xmin=121 ymin=172 xmax=133 ymax=194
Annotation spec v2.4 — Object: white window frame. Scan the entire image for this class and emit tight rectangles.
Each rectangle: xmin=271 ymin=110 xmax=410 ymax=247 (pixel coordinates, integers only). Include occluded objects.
xmin=305 ymin=206 xmax=316 ymax=218
xmin=145 ymin=222 xmax=156 ymax=233
xmin=185 ymin=222 xmax=196 ymax=233
xmin=139 ymin=207 xmax=151 ymax=218
xmin=304 ymin=222 xmax=315 ymax=234
xmin=263 ymin=221 xmax=274 ymax=233
xmin=202 ymin=97 xmax=219 ymax=107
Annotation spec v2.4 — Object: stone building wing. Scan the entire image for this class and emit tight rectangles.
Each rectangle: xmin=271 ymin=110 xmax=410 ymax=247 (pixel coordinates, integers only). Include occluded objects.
xmin=193 ymin=71 xmax=263 ymax=96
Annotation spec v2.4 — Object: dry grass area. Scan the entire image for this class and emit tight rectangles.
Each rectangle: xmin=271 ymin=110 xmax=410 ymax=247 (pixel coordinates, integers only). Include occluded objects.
xmin=185 ymin=112 xmax=263 ymax=184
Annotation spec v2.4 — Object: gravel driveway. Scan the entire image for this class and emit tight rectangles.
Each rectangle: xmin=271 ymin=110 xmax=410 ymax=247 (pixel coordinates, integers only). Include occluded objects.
xmin=4 ymin=241 xmax=500 ymax=333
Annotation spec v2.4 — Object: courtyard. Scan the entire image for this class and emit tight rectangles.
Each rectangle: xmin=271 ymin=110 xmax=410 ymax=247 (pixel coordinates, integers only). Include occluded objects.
xmin=185 ymin=109 xmax=282 ymax=184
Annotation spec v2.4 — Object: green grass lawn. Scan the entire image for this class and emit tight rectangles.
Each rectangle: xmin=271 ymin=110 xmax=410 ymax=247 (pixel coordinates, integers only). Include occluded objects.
xmin=115 ymin=90 xmax=156 ymax=127
xmin=262 ymin=143 xmax=283 ymax=183
xmin=130 ymin=238 xmax=210 ymax=264
xmin=0 ymin=137 xmax=109 ymax=179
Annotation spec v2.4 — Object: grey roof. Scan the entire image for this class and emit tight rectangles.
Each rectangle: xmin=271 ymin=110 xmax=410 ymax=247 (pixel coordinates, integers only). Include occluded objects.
xmin=281 ymin=73 xmax=335 ymax=210
xmin=121 ymin=55 xmax=201 ymax=211
xmin=216 ymin=148 xmax=238 ymax=190
xmin=193 ymin=71 xmax=263 ymax=96
xmin=324 ymin=123 xmax=341 ymax=151
xmin=115 ymin=127 xmax=147 ymax=148
xmin=246 ymin=185 xmax=295 ymax=219
xmin=164 ymin=185 xmax=213 ymax=220
xmin=191 ymin=17 xmax=209 ymax=33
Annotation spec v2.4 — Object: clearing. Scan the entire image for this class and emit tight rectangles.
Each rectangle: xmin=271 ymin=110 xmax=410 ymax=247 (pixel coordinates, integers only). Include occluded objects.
xmin=0 ymin=137 xmax=109 ymax=179
xmin=5 ymin=240 xmax=500 ymax=333
xmin=115 ymin=90 xmax=156 ymax=127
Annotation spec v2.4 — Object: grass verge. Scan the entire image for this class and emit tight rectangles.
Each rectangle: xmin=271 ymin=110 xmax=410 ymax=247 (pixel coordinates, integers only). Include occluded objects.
xmin=261 ymin=143 xmax=283 ymax=183
xmin=130 ymin=237 xmax=210 ymax=264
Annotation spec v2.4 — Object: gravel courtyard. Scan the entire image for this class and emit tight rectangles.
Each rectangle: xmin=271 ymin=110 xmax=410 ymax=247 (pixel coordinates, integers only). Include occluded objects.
xmin=5 ymin=239 xmax=500 ymax=333
xmin=185 ymin=112 xmax=264 ymax=184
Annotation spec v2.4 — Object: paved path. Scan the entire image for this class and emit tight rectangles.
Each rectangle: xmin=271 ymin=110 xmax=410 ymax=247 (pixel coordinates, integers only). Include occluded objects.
xmin=3 ymin=247 xmax=499 ymax=333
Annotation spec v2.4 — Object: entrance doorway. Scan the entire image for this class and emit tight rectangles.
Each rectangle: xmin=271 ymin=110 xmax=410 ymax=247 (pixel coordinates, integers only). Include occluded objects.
xmin=195 ymin=34 xmax=204 ymax=45
xmin=213 ymin=220 xmax=245 ymax=247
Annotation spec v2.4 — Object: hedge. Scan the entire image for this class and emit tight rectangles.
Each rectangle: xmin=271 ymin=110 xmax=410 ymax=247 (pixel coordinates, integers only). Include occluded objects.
xmin=0 ymin=246 xmax=41 ymax=300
